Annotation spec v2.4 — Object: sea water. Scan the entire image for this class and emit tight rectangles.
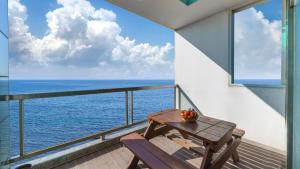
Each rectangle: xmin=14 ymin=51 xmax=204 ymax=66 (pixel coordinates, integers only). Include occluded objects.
xmin=9 ymin=80 xmax=174 ymax=155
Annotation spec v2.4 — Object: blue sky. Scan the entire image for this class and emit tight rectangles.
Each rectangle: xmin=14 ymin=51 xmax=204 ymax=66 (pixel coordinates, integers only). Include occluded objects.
xmin=21 ymin=0 xmax=173 ymax=46
xmin=255 ymin=0 xmax=282 ymax=21
xmin=8 ymin=0 xmax=282 ymax=80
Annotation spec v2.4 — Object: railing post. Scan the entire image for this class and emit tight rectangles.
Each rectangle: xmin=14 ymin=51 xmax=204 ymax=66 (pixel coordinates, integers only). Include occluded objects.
xmin=100 ymin=135 xmax=105 ymax=141
xmin=125 ymin=91 xmax=129 ymax=126
xmin=178 ymin=87 xmax=181 ymax=110
xmin=130 ymin=91 xmax=134 ymax=124
xmin=174 ymin=86 xmax=177 ymax=109
xmin=19 ymin=99 xmax=25 ymax=157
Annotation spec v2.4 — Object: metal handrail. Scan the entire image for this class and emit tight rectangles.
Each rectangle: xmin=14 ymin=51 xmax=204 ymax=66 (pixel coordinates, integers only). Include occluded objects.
xmin=1 ymin=85 xmax=177 ymax=165
xmin=0 ymin=85 xmax=174 ymax=101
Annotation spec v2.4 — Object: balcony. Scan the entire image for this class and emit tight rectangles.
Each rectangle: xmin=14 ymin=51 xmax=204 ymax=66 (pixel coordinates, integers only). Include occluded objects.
xmin=0 ymin=85 xmax=287 ymax=169
xmin=1 ymin=0 xmax=296 ymax=168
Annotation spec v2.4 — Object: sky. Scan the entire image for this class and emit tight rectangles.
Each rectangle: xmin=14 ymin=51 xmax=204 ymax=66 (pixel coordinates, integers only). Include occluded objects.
xmin=8 ymin=0 xmax=282 ymax=80
xmin=234 ymin=0 xmax=282 ymax=80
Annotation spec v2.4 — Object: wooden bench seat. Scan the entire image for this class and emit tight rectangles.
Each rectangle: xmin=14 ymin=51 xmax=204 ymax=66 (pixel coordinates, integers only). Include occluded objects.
xmin=121 ymin=133 xmax=196 ymax=169
xmin=232 ymin=128 xmax=245 ymax=138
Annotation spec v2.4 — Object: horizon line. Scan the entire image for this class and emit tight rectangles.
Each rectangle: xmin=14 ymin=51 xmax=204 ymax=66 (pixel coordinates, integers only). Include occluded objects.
xmin=8 ymin=78 xmax=281 ymax=80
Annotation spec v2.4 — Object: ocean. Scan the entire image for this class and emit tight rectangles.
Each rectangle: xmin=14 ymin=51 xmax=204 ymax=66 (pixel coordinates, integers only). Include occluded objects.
xmin=234 ymin=79 xmax=282 ymax=86
xmin=9 ymin=80 xmax=174 ymax=156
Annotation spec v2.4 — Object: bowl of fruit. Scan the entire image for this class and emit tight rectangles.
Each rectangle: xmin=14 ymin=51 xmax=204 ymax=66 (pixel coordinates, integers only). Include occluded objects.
xmin=180 ymin=108 xmax=198 ymax=123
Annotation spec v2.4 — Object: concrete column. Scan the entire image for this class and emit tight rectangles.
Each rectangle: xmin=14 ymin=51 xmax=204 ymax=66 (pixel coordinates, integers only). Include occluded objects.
xmin=293 ymin=1 xmax=300 ymax=168
xmin=287 ymin=0 xmax=300 ymax=168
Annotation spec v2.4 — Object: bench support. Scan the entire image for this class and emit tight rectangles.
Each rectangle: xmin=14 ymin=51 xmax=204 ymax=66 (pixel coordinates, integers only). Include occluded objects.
xmin=121 ymin=132 xmax=195 ymax=169
xmin=211 ymin=138 xmax=241 ymax=169
xmin=127 ymin=121 xmax=158 ymax=169
xmin=127 ymin=157 xmax=139 ymax=169
xmin=231 ymin=128 xmax=245 ymax=163
xmin=200 ymin=145 xmax=213 ymax=169
xmin=232 ymin=149 xmax=240 ymax=163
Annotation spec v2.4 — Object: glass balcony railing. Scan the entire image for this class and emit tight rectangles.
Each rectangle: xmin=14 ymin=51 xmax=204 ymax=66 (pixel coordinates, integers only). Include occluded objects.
xmin=0 ymin=85 xmax=179 ymax=165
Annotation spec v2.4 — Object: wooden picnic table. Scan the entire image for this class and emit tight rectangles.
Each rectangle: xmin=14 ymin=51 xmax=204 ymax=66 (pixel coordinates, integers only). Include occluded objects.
xmin=125 ymin=109 xmax=242 ymax=169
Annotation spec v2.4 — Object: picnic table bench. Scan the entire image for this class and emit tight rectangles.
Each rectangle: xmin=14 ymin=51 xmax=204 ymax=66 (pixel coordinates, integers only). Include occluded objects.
xmin=121 ymin=133 xmax=196 ymax=169
xmin=121 ymin=109 xmax=245 ymax=169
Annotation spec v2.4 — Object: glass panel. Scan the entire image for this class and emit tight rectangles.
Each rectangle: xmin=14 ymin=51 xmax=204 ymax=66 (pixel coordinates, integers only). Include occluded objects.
xmin=133 ymin=89 xmax=173 ymax=122
xmin=0 ymin=77 xmax=9 ymax=168
xmin=0 ymin=0 xmax=8 ymax=36
xmin=15 ymin=93 xmax=125 ymax=153
xmin=0 ymin=0 xmax=9 ymax=165
xmin=0 ymin=33 xmax=8 ymax=76
xmin=233 ymin=0 xmax=283 ymax=86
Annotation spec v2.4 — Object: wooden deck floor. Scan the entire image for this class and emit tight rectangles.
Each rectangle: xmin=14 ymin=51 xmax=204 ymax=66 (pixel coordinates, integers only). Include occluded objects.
xmin=54 ymin=135 xmax=286 ymax=169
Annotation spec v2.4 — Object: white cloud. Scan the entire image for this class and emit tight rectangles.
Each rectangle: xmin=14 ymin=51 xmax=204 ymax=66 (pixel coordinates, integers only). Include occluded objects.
xmin=9 ymin=0 xmax=173 ymax=79
xmin=9 ymin=0 xmax=281 ymax=80
xmin=234 ymin=8 xmax=282 ymax=79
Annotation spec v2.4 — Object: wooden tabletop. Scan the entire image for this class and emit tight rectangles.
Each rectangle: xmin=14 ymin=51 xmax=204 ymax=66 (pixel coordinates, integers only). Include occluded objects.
xmin=148 ymin=109 xmax=236 ymax=145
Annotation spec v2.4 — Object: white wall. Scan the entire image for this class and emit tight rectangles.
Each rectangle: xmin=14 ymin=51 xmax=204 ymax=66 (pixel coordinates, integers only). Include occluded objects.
xmin=175 ymin=10 xmax=286 ymax=151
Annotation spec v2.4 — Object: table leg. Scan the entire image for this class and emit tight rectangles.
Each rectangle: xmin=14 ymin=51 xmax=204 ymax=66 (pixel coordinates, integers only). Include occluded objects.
xmin=179 ymin=130 xmax=189 ymax=139
xmin=144 ymin=121 xmax=158 ymax=139
xmin=127 ymin=121 xmax=157 ymax=169
xmin=200 ymin=144 xmax=213 ymax=169
xmin=127 ymin=157 xmax=139 ymax=169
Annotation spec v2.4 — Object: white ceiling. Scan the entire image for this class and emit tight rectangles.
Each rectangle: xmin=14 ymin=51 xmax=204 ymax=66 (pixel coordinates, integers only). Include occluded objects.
xmin=107 ymin=0 xmax=260 ymax=30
